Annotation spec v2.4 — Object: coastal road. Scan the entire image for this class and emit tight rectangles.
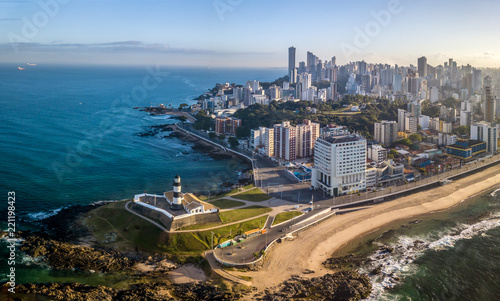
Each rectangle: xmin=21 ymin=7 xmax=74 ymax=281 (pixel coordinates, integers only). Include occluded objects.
xmin=239 ymin=164 xmax=500 ymax=291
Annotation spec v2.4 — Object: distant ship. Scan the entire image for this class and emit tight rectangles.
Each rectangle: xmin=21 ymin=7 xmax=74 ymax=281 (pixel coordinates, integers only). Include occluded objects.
xmin=17 ymin=67 xmax=25 ymax=70
xmin=27 ymin=63 xmax=37 ymax=66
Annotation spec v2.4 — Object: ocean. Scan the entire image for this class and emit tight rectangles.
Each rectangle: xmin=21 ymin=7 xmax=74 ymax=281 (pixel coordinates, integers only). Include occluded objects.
xmin=0 ymin=63 xmax=284 ymax=285
xmin=355 ymin=188 xmax=500 ymax=300
xmin=0 ymin=63 xmax=285 ymax=220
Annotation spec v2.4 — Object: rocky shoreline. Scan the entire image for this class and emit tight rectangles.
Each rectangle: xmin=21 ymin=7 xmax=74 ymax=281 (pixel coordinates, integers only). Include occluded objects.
xmin=258 ymin=271 xmax=371 ymax=301
xmin=12 ymin=281 xmax=240 ymax=301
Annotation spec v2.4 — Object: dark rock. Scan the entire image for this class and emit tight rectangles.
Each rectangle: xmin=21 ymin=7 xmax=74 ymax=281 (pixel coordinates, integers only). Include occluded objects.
xmin=19 ymin=236 xmax=134 ymax=273
xmin=260 ymin=270 xmax=371 ymax=301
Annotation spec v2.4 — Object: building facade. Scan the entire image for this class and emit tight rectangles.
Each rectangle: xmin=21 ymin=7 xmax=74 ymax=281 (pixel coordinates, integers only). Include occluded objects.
xmin=215 ymin=117 xmax=241 ymax=136
xmin=374 ymin=120 xmax=398 ymax=146
xmin=312 ymin=135 xmax=367 ymax=196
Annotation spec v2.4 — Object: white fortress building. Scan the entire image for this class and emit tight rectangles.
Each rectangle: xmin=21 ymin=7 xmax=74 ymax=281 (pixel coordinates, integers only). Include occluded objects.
xmin=311 ymin=134 xmax=367 ymax=196
xmin=131 ymin=175 xmax=219 ymax=230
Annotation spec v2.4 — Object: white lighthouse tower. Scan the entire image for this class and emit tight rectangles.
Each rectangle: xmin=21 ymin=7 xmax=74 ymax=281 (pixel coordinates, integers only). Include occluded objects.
xmin=171 ymin=175 xmax=183 ymax=210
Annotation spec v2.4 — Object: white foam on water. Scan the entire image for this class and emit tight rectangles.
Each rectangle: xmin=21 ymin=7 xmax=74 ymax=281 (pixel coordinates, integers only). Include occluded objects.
xmin=26 ymin=207 xmax=66 ymax=221
xmin=362 ymin=212 xmax=500 ymax=300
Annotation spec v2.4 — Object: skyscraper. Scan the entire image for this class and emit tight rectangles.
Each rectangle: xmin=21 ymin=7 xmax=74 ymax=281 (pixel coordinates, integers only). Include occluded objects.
xmin=484 ymin=76 xmax=496 ymax=122
xmin=418 ymin=56 xmax=427 ymax=77
xmin=374 ymin=121 xmax=398 ymax=146
xmin=288 ymin=46 xmax=296 ymax=74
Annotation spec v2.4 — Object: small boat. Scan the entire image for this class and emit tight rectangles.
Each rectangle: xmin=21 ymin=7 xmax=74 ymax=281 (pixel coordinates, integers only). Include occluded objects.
xmin=17 ymin=67 xmax=25 ymax=70
xmin=27 ymin=63 xmax=36 ymax=66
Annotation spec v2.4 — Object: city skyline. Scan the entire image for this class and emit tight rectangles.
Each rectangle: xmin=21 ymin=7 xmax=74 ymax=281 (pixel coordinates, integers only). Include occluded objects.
xmin=1 ymin=0 xmax=500 ymax=67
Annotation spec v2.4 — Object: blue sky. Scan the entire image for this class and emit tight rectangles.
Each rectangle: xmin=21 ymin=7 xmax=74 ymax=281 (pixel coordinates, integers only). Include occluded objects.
xmin=1 ymin=0 xmax=500 ymax=67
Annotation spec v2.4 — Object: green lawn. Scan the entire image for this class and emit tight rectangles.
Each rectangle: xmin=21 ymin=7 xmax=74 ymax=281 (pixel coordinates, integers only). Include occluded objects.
xmin=178 ymin=205 xmax=271 ymax=231
xmin=232 ymin=188 xmax=272 ymax=202
xmin=209 ymin=198 xmax=245 ymax=209
xmin=84 ymin=201 xmax=169 ymax=253
xmin=272 ymin=211 xmax=303 ymax=226
xmin=168 ymin=215 xmax=268 ymax=252
xmin=219 ymin=205 xmax=272 ymax=223
xmin=85 ymin=200 xmax=269 ymax=254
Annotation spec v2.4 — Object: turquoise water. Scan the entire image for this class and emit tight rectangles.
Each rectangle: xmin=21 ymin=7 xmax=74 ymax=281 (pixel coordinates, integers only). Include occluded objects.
xmin=0 ymin=64 xmax=284 ymax=285
xmin=0 ymin=64 xmax=285 ymax=219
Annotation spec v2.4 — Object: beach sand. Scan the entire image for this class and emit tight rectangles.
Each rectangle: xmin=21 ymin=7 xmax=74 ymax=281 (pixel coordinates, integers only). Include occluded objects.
xmin=243 ymin=164 xmax=500 ymax=292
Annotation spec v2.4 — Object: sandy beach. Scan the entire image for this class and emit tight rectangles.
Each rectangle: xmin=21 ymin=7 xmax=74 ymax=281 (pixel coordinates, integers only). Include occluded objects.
xmin=244 ymin=164 xmax=500 ymax=291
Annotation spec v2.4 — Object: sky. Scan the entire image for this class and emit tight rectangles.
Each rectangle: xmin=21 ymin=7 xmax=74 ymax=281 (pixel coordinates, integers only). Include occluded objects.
xmin=1 ymin=0 xmax=500 ymax=68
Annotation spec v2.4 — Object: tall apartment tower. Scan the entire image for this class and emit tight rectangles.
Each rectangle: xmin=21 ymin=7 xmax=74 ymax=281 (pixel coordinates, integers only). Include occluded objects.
xmin=311 ymin=135 xmax=367 ymax=196
xmin=288 ymin=46 xmax=296 ymax=74
xmin=374 ymin=121 xmax=398 ymax=146
xmin=484 ymin=76 xmax=496 ymax=122
xmin=274 ymin=121 xmax=297 ymax=162
xmin=418 ymin=56 xmax=428 ymax=77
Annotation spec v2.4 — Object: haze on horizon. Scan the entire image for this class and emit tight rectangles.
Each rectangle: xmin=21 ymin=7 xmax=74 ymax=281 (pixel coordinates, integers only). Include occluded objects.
xmin=1 ymin=0 xmax=500 ymax=68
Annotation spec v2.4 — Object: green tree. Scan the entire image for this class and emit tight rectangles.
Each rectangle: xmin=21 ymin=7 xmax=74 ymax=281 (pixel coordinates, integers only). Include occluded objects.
xmin=388 ymin=149 xmax=398 ymax=159
xmin=453 ymin=125 xmax=469 ymax=136
xmin=208 ymin=132 xmax=217 ymax=140
xmin=218 ymin=134 xmax=226 ymax=142
xmin=409 ymin=133 xmax=422 ymax=143
xmin=228 ymin=136 xmax=239 ymax=148
xmin=178 ymin=103 xmax=189 ymax=110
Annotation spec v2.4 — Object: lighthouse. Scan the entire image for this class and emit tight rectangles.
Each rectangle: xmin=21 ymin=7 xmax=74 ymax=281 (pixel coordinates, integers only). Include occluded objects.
xmin=171 ymin=175 xmax=183 ymax=210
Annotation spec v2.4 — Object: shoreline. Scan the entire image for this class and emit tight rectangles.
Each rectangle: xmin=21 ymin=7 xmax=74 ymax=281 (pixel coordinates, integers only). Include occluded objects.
xmin=243 ymin=164 xmax=500 ymax=291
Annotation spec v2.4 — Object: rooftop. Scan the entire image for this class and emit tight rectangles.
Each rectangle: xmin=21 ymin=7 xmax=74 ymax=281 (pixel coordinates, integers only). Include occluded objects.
xmin=448 ymin=140 xmax=485 ymax=149
xmin=319 ymin=134 xmax=365 ymax=145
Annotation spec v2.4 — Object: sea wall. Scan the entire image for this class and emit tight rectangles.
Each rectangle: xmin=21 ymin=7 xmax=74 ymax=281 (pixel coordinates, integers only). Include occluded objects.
xmin=171 ymin=213 xmax=221 ymax=230
xmin=129 ymin=202 xmax=221 ymax=231
xmin=129 ymin=202 xmax=173 ymax=230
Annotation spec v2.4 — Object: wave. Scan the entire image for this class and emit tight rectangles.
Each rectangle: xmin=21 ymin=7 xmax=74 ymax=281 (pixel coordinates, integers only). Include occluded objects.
xmin=362 ymin=212 xmax=500 ymax=300
xmin=25 ymin=207 xmax=67 ymax=221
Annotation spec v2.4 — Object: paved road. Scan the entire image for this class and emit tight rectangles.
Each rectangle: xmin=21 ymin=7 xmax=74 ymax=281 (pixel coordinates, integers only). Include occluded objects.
xmin=213 ymin=205 xmax=334 ymax=264
xmin=204 ymin=251 xmax=252 ymax=286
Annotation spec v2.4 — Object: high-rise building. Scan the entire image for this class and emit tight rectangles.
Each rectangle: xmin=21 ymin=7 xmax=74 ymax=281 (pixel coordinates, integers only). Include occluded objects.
xmin=418 ymin=56 xmax=428 ymax=77
xmin=250 ymin=127 xmax=274 ymax=157
xmin=393 ymin=73 xmax=402 ymax=92
xmin=274 ymin=121 xmax=296 ymax=162
xmin=289 ymin=68 xmax=297 ymax=84
xmin=296 ymin=120 xmax=320 ymax=158
xmin=374 ymin=120 xmax=398 ymax=146
xmin=273 ymin=120 xmax=319 ymax=161
xmin=397 ymin=109 xmax=407 ymax=132
xmin=311 ymin=135 xmax=367 ymax=196
xmin=367 ymin=144 xmax=388 ymax=163
xmin=361 ymin=74 xmax=371 ymax=92
xmin=358 ymin=60 xmax=367 ymax=75
xmin=484 ymin=76 xmax=496 ymax=122
xmin=288 ymin=46 xmax=296 ymax=74
xmin=405 ymin=116 xmax=418 ymax=133
xmin=471 ymin=121 xmax=498 ymax=153
xmin=215 ymin=117 xmax=241 ymax=136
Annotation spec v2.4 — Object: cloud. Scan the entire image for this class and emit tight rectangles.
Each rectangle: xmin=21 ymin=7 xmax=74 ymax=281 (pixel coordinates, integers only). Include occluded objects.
xmin=0 ymin=40 xmax=272 ymax=56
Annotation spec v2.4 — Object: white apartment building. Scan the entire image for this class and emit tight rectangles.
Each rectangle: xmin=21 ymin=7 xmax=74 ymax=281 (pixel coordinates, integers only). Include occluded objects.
xmin=312 ymin=135 xmax=367 ymax=196
xmin=374 ymin=120 xmax=398 ymax=146
xmin=367 ymin=144 xmax=388 ymax=163
xmin=250 ymin=127 xmax=274 ymax=157
xmin=471 ymin=122 xmax=498 ymax=153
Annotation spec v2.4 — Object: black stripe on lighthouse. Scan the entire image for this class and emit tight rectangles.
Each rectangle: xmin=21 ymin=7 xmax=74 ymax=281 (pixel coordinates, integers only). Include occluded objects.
xmin=173 ymin=182 xmax=181 ymax=187
xmin=174 ymin=192 xmax=180 ymax=198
